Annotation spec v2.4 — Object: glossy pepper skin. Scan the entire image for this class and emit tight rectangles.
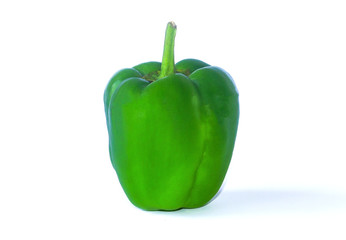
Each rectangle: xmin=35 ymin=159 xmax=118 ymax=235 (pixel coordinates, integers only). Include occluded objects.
xmin=104 ymin=22 xmax=239 ymax=210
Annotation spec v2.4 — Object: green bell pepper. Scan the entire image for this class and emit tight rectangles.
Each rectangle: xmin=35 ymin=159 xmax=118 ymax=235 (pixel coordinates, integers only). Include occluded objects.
xmin=104 ymin=22 xmax=239 ymax=210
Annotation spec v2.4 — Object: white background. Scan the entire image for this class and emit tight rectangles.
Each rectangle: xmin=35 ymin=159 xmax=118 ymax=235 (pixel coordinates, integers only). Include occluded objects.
xmin=1 ymin=0 xmax=346 ymax=239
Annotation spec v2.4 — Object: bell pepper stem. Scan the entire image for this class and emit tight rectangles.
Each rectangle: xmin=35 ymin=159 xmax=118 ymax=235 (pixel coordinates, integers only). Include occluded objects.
xmin=159 ymin=22 xmax=177 ymax=78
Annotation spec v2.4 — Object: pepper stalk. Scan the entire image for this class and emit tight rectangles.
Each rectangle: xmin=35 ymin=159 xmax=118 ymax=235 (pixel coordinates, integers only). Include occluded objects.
xmin=159 ymin=21 xmax=177 ymax=79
